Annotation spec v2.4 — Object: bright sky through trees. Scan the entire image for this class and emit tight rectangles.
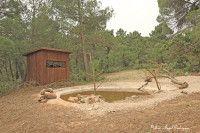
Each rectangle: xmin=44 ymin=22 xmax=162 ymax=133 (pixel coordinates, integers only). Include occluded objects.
xmin=100 ymin=0 xmax=159 ymax=36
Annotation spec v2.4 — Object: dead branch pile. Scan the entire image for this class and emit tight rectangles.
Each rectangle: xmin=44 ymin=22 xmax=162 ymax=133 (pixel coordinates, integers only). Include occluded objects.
xmin=38 ymin=88 xmax=57 ymax=103
xmin=138 ymin=61 xmax=189 ymax=90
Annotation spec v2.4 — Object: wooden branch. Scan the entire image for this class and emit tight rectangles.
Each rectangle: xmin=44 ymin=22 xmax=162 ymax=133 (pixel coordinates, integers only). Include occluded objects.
xmin=148 ymin=60 xmax=175 ymax=79
xmin=143 ymin=66 xmax=161 ymax=90
xmin=143 ymin=61 xmax=189 ymax=90
xmin=82 ymin=52 xmax=97 ymax=95
xmin=153 ymin=69 xmax=161 ymax=90
xmin=147 ymin=74 xmax=189 ymax=89
xmin=137 ymin=82 xmax=148 ymax=90
xmin=157 ymin=75 xmax=174 ymax=80
xmin=144 ymin=66 xmax=155 ymax=77
xmin=145 ymin=76 xmax=152 ymax=82
xmin=96 ymin=80 xmax=105 ymax=90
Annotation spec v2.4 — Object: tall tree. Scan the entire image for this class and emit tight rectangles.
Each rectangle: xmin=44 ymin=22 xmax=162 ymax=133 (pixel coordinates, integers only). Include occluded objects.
xmin=52 ymin=0 xmax=113 ymax=81
xmin=157 ymin=0 xmax=199 ymax=30
xmin=77 ymin=0 xmax=90 ymax=81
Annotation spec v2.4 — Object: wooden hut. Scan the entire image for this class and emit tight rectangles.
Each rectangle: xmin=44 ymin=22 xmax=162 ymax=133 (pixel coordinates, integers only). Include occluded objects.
xmin=23 ymin=47 xmax=72 ymax=85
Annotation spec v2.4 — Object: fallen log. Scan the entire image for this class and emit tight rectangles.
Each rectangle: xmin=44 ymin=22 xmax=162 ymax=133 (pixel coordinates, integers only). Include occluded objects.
xmin=146 ymin=75 xmax=189 ymax=89
xmin=44 ymin=92 xmax=57 ymax=99
xmin=158 ymin=75 xmax=188 ymax=89
xmin=142 ymin=62 xmax=189 ymax=91
xmin=178 ymin=82 xmax=189 ymax=89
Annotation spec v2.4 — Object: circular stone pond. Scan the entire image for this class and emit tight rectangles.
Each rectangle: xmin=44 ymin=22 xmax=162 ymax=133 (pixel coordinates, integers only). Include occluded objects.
xmin=60 ymin=90 xmax=149 ymax=103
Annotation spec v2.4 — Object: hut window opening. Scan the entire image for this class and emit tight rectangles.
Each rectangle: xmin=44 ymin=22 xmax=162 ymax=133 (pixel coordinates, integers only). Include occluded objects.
xmin=46 ymin=60 xmax=66 ymax=68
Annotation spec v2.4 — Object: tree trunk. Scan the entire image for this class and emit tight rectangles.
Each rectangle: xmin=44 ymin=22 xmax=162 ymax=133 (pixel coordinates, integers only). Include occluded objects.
xmin=15 ymin=59 xmax=19 ymax=79
xmin=3 ymin=60 xmax=9 ymax=80
xmin=92 ymin=43 xmax=96 ymax=53
xmin=198 ymin=57 xmax=200 ymax=69
xmin=106 ymin=46 xmax=110 ymax=54
xmin=8 ymin=58 xmax=14 ymax=80
xmin=78 ymin=0 xmax=90 ymax=81
xmin=138 ymin=54 xmax=142 ymax=64
xmin=18 ymin=60 xmax=25 ymax=78
xmin=0 ymin=64 xmax=3 ymax=77
xmin=31 ymin=0 xmax=36 ymax=47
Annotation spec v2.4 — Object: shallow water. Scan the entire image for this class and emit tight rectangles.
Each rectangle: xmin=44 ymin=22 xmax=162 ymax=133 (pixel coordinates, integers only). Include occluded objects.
xmin=60 ymin=91 xmax=149 ymax=102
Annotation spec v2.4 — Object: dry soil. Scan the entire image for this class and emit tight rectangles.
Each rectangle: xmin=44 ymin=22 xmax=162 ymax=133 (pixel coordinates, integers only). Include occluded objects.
xmin=0 ymin=70 xmax=200 ymax=133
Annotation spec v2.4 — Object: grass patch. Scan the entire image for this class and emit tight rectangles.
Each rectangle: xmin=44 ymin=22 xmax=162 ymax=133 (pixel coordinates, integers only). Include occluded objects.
xmin=0 ymin=80 xmax=42 ymax=96
xmin=0 ymin=80 xmax=21 ymax=96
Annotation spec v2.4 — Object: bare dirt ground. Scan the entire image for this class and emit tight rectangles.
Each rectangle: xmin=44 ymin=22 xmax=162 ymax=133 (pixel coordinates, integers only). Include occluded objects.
xmin=0 ymin=70 xmax=200 ymax=133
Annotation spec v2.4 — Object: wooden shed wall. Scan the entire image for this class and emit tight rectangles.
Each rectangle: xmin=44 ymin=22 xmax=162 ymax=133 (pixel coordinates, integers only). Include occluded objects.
xmin=26 ymin=50 xmax=70 ymax=85
xmin=43 ymin=50 xmax=69 ymax=85
xmin=27 ymin=50 xmax=45 ymax=84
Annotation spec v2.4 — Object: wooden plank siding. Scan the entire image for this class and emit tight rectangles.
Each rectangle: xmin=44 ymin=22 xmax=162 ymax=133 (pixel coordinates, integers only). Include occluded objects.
xmin=23 ymin=47 xmax=72 ymax=85
xmin=44 ymin=51 xmax=69 ymax=85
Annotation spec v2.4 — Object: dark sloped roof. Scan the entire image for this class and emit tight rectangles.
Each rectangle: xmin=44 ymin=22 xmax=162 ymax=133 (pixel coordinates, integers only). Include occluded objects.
xmin=23 ymin=47 xmax=73 ymax=56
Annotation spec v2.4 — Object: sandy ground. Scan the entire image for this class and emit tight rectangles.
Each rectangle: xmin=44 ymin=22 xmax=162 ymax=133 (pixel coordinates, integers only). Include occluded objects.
xmin=1 ymin=70 xmax=200 ymax=133
xmin=50 ymin=75 xmax=200 ymax=116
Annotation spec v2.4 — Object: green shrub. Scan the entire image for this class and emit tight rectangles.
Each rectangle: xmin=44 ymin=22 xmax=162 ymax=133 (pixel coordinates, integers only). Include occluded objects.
xmin=0 ymin=80 xmax=21 ymax=95
xmin=183 ymin=67 xmax=192 ymax=72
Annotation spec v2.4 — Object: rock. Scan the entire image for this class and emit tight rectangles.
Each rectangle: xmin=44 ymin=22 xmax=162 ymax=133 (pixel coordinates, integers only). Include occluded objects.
xmin=98 ymin=95 xmax=105 ymax=101
xmin=99 ymin=99 xmax=105 ymax=103
xmin=126 ymin=95 xmax=137 ymax=100
xmin=87 ymin=94 xmax=102 ymax=104
xmin=44 ymin=92 xmax=57 ymax=99
xmin=46 ymin=88 xmax=53 ymax=93
xmin=94 ymin=97 xmax=100 ymax=102
xmin=40 ymin=98 xmax=48 ymax=103
xmin=66 ymin=94 xmax=105 ymax=104
xmin=80 ymin=99 xmax=85 ymax=103
xmin=40 ymin=88 xmax=53 ymax=95
xmin=98 ymin=95 xmax=103 ymax=99
xmin=68 ymin=96 xmax=78 ymax=103
xmin=40 ymin=89 xmax=46 ymax=95
xmin=77 ymin=94 xmax=82 ymax=101
xmin=82 ymin=97 xmax=87 ymax=104
xmin=39 ymin=95 xmax=45 ymax=100
xmin=38 ymin=95 xmax=46 ymax=102
xmin=88 ymin=97 xmax=96 ymax=104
